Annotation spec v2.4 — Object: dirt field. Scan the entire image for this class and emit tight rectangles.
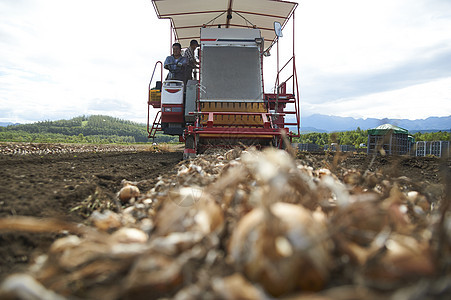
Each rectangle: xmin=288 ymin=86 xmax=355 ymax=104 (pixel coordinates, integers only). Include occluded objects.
xmin=0 ymin=143 xmax=183 ymax=280
xmin=0 ymin=142 xmax=449 ymax=298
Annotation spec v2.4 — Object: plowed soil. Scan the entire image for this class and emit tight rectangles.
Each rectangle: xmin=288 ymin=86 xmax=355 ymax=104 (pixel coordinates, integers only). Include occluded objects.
xmin=0 ymin=144 xmax=182 ymax=280
xmin=0 ymin=142 xmax=449 ymax=284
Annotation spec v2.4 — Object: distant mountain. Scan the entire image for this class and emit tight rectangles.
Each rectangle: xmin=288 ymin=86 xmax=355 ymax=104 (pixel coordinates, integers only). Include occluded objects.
xmin=299 ymin=126 xmax=328 ymax=133
xmin=298 ymin=114 xmax=451 ymax=133
xmin=0 ymin=122 xmax=19 ymax=127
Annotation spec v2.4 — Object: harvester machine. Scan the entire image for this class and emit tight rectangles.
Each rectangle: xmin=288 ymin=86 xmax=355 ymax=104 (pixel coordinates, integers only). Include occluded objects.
xmin=147 ymin=0 xmax=300 ymax=159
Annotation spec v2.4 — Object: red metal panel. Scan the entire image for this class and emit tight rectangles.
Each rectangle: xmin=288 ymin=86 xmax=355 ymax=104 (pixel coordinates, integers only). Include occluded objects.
xmin=193 ymin=127 xmax=287 ymax=135
xmin=161 ymin=104 xmax=184 ymax=123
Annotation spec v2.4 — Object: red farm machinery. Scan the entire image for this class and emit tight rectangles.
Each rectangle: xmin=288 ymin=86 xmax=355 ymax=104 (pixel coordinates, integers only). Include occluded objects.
xmin=147 ymin=0 xmax=300 ymax=159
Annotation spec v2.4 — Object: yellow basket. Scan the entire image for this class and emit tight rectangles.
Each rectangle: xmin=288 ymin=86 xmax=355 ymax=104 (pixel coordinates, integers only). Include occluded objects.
xmin=149 ymin=90 xmax=161 ymax=103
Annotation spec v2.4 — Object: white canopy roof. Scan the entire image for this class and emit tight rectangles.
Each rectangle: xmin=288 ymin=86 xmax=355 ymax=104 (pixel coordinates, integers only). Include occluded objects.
xmin=151 ymin=0 xmax=298 ymax=49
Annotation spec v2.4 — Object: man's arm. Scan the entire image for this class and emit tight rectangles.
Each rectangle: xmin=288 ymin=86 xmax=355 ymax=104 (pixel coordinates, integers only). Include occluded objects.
xmin=164 ymin=56 xmax=177 ymax=71
xmin=180 ymin=56 xmax=189 ymax=66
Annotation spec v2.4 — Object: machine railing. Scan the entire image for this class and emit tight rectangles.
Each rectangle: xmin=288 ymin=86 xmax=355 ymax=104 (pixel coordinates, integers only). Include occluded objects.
xmin=267 ymin=53 xmax=300 ymax=137
xmin=148 ymin=61 xmax=163 ymax=91
xmin=197 ymin=112 xmax=282 ymax=128
xmin=147 ymin=61 xmax=163 ymax=138
xmin=148 ymin=61 xmax=163 ymax=107
xmin=190 ymin=111 xmax=286 ymax=133
xmin=262 ymin=10 xmax=301 ymax=139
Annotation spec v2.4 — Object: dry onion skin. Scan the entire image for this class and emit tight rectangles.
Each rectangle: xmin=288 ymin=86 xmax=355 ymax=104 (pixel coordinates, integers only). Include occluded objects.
xmin=0 ymin=147 xmax=448 ymax=300
xmin=229 ymin=202 xmax=333 ymax=296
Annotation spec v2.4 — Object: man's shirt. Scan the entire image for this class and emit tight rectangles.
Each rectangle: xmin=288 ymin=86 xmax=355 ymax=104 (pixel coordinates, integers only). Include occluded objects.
xmin=164 ymin=55 xmax=188 ymax=80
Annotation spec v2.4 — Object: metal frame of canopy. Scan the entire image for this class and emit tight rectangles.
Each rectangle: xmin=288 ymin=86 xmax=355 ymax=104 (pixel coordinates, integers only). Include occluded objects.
xmin=151 ymin=0 xmax=298 ymax=50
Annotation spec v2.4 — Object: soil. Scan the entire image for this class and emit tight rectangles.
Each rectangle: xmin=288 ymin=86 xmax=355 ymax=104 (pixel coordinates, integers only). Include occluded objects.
xmin=0 ymin=142 xmax=449 ymax=286
xmin=297 ymin=151 xmax=449 ymax=184
xmin=0 ymin=144 xmax=183 ymax=281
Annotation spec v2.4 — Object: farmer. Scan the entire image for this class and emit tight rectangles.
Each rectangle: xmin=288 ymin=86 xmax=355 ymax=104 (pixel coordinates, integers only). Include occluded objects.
xmin=183 ymin=39 xmax=199 ymax=80
xmin=164 ymin=42 xmax=188 ymax=82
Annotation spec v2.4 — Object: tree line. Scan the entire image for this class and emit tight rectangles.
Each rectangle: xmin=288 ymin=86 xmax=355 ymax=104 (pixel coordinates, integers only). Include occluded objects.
xmin=294 ymin=128 xmax=450 ymax=148
xmin=1 ymin=117 xmax=448 ymax=146
xmin=0 ymin=115 xmax=178 ymax=144
xmin=411 ymin=131 xmax=450 ymax=143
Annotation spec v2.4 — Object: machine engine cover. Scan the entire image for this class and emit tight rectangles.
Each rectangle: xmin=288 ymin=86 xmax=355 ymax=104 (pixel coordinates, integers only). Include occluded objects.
xmin=162 ymin=80 xmax=184 ymax=104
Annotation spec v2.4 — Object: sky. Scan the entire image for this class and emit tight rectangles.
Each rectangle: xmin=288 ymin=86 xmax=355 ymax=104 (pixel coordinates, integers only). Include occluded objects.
xmin=0 ymin=0 xmax=450 ymax=124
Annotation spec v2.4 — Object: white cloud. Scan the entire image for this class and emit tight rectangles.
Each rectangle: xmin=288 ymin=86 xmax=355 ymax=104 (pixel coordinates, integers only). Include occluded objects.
xmin=296 ymin=0 xmax=451 ymax=119
xmin=303 ymin=77 xmax=451 ymax=119
xmin=298 ymin=0 xmax=451 ymax=74
xmin=0 ymin=0 xmax=170 ymax=124
xmin=0 ymin=0 xmax=450 ymax=124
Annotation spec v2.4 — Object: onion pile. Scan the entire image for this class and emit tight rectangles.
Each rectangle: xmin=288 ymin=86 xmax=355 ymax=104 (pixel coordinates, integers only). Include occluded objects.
xmin=0 ymin=147 xmax=449 ymax=299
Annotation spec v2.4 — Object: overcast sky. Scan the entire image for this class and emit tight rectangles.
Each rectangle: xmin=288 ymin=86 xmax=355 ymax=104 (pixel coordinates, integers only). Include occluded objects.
xmin=1 ymin=0 xmax=450 ymax=124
